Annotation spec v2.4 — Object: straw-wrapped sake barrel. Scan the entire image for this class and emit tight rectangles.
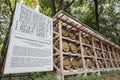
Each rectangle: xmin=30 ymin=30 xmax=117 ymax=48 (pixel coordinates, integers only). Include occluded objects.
xmin=86 ymin=59 xmax=94 ymax=69
xmin=71 ymin=58 xmax=79 ymax=69
xmin=79 ymin=59 xmax=83 ymax=68
xmin=103 ymin=46 xmax=107 ymax=51
xmin=69 ymin=43 xmax=77 ymax=53
xmin=86 ymin=48 xmax=92 ymax=56
xmin=82 ymin=36 xmax=91 ymax=44
xmin=100 ymin=51 xmax=103 ymax=58
xmin=62 ymin=27 xmax=69 ymax=37
xmin=105 ymin=52 xmax=108 ymax=59
xmin=94 ymin=41 xmax=97 ymax=47
xmin=95 ymin=41 xmax=100 ymax=48
xmin=107 ymin=54 xmax=110 ymax=59
xmin=82 ymin=36 xmax=87 ymax=44
xmin=69 ymin=30 xmax=76 ymax=40
xmin=77 ymin=46 xmax=81 ymax=53
xmin=83 ymin=47 xmax=87 ymax=55
xmin=111 ymin=53 xmax=115 ymax=59
xmin=98 ymin=60 xmax=103 ymax=68
xmin=106 ymin=61 xmax=111 ymax=68
xmin=96 ymin=50 xmax=100 ymax=57
xmin=62 ymin=41 xmax=70 ymax=52
xmin=113 ymin=61 xmax=117 ymax=67
xmin=101 ymin=61 xmax=105 ymax=68
xmin=109 ymin=62 xmax=112 ymax=68
xmin=87 ymin=38 xmax=91 ymax=44
xmin=63 ymin=57 xmax=71 ymax=70
xmin=84 ymin=59 xmax=88 ymax=68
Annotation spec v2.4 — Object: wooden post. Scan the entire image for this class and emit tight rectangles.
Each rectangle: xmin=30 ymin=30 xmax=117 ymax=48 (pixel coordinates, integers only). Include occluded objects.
xmin=107 ymin=45 xmax=114 ymax=68
xmin=112 ymin=47 xmax=119 ymax=68
xmin=79 ymin=30 xmax=86 ymax=76
xmin=58 ymin=19 xmax=64 ymax=80
xmin=100 ymin=42 xmax=107 ymax=68
xmin=91 ymin=37 xmax=100 ymax=75
xmin=0 ymin=1 xmax=17 ymax=80
xmin=116 ymin=49 xmax=120 ymax=67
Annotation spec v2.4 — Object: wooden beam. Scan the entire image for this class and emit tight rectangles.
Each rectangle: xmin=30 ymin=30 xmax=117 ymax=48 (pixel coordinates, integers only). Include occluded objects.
xmin=100 ymin=42 xmax=107 ymax=68
xmin=79 ymin=31 xmax=86 ymax=71
xmin=91 ymin=37 xmax=100 ymax=72
xmin=58 ymin=20 xmax=64 ymax=80
xmin=112 ymin=47 xmax=119 ymax=67
xmin=107 ymin=45 xmax=114 ymax=68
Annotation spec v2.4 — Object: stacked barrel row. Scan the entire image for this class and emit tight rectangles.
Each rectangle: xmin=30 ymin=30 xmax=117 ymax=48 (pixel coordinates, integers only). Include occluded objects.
xmin=62 ymin=27 xmax=82 ymax=70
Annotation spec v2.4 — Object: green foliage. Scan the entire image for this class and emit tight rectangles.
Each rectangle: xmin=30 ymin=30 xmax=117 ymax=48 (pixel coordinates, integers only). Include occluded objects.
xmin=0 ymin=0 xmax=12 ymax=43
xmin=0 ymin=0 xmax=119 ymax=45
xmin=69 ymin=70 xmax=120 ymax=80
xmin=35 ymin=75 xmax=57 ymax=80
xmin=22 ymin=0 xmax=37 ymax=9
xmin=38 ymin=0 xmax=52 ymax=17
xmin=10 ymin=0 xmax=20 ymax=10
xmin=69 ymin=75 xmax=101 ymax=80
xmin=1 ymin=73 xmax=57 ymax=80
xmin=70 ymin=0 xmax=120 ymax=45
xmin=1 ymin=70 xmax=120 ymax=80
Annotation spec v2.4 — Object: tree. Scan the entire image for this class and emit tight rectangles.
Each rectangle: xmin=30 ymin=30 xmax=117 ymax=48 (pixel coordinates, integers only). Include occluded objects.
xmin=38 ymin=0 xmax=75 ymax=17
xmin=0 ymin=0 xmax=12 ymax=44
xmin=0 ymin=0 xmax=120 ymax=46
xmin=70 ymin=0 xmax=120 ymax=45
xmin=93 ymin=0 xmax=100 ymax=31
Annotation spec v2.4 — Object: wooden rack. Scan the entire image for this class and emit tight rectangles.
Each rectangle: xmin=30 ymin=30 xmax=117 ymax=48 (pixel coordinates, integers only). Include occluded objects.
xmin=53 ymin=10 xmax=120 ymax=80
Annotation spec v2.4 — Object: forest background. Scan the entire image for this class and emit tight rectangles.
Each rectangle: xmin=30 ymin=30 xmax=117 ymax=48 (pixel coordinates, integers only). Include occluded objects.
xmin=0 ymin=0 xmax=120 ymax=49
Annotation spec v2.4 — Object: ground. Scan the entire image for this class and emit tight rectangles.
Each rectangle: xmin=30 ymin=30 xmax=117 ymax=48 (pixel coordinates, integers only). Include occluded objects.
xmin=1 ymin=70 xmax=120 ymax=80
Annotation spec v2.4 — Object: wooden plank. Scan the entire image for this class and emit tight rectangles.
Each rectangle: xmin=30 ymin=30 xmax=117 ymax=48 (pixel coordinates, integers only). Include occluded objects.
xmin=53 ymin=46 xmax=59 ymax=52
xmin=54 ymin=56 xmax=60 ymax=63
xmin=91 ymin=37 xmax=100 ymax=71
xmin=53 ymin=35 xmax=59 ymax=40
xmin=58 ymin=20 xmax=64 ymax=80
xmin=53 ymin=38 xmax=59 ymax=46
xmin=100 ymin=42 xmax=107 ymax=68
xmin=53 ymin=31 xmax=59 ymax=35
xmin=79 ymin=30 xmax=86 ymax=71
xmin=107 ymin=45 xmax=114 ymax=68
xmin=54 ymin=64 xmax=60 ymax=72
xmin=112 ymin=47 xmax=119 ymax=67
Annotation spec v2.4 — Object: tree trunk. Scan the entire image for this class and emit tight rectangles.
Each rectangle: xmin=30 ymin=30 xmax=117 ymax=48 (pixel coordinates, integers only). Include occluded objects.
xmin=64 ymin=0 xmax=75 ymax=11
xmin=93 ymin=0 xmax=99 ymax=31
xmin=50 ymin=0 xmax=56 ymax=16
xmin=58 ymin=0 xmax=63 ymax=11
xmin=0 ymin=0 xmax=17 ymax=78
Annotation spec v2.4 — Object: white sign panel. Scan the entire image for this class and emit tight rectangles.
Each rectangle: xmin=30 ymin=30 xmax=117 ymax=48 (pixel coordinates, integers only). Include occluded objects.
xmin=4 ymin=3 xmax=53 ymax=74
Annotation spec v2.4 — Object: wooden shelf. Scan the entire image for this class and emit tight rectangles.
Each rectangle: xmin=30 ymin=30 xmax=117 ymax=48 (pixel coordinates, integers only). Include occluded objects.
xmin=95 ymin=47 xmax=102 ymax=51
xmin=53 ymin=11 xmax=120 ymax=79
xmin=104 ymin=50 xmax=108 ymax=52
xmin=62 ymin=36 xmax=79 ymax=43
xmin=63 ymin=70 xmax=85 ymax=75
xmin=63 ymin=52 xmax=81 ymax=57
xmin=82 ymin=43 xmax=92 ymax=47
xmin=84 ymin=55 xmax=93 ymax=59
xmin=105 ymin=59 xmax=111 ymax=61
xmin=97 ymin=57 xmax=104 ymax=60
xmin=63 ymin=69 xmax=100 ymax=75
